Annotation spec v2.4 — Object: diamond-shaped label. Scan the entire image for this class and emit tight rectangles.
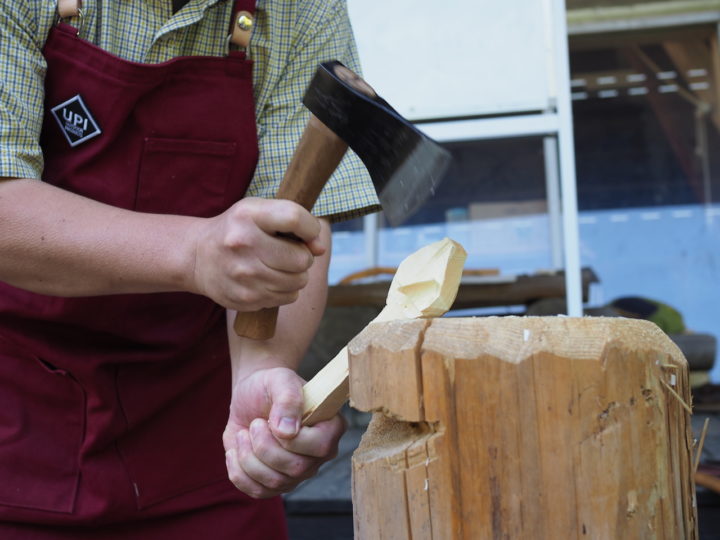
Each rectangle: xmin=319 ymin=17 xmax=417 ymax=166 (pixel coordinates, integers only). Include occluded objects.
xmin=50 ymin=95 xmax=102 ymax=147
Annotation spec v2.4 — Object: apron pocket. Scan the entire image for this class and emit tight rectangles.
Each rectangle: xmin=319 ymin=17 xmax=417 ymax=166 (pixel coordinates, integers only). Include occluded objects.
xmin=0 ymin=341 xmax=84 ymax=513
xmin=136 ymin=137 xmax=237 ymax=217
xmin=116 ymin=349 xmax=230 ymax=509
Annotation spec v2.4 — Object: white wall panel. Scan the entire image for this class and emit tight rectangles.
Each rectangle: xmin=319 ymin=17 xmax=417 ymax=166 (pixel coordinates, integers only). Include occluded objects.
xmin=347 ymin=0 xmax=556 ymax=120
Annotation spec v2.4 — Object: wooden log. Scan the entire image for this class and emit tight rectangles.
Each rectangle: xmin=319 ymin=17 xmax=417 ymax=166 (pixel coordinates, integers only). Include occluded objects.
xmin=350 ymin=317 xmax=698 ymax=539
xmin=301 ymin=237 xmax=466 ymax=425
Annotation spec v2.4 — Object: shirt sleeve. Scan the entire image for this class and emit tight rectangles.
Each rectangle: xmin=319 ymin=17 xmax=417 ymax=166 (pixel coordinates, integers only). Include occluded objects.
xmin=248 ymin=0 xmax=380 ymax=223
xmin=0 ymin=2 xmax=51 ymax=180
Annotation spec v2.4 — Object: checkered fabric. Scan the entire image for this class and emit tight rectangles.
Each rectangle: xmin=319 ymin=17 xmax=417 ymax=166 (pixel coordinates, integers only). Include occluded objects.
xmin=0 ymin=0 xmax=379 ymax=221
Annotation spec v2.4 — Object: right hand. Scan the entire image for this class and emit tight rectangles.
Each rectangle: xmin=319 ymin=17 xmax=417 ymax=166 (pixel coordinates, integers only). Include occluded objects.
xmin=190 ymin=197 xmax=327 ymax=311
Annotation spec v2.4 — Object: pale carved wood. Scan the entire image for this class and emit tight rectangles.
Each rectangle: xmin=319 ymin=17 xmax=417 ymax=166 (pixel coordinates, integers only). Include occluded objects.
xmin=301 ymin=238 xmax=467 ymax=426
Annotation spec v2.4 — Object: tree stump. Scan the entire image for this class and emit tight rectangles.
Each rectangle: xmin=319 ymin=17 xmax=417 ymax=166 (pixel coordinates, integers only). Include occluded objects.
xmin=349 ymin=317 xmax=697 ymax=539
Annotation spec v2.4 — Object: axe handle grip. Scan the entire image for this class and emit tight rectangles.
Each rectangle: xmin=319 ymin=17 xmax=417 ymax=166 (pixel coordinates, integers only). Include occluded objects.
xmin=233 ymin=115 xmax=349 ymax=340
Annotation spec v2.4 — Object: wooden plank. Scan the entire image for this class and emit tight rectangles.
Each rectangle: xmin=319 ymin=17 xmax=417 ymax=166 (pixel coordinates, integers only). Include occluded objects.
xmin=328 ymin=268 xmax=599 ymax=310
xmin=570 ymin=25 xmax=715 ymax=52
xmin=626 ymin=46 xmax=705 ymax=201
xmin=712 ymin=32 xmax=720 ymax=130
xmin=663 ymin=39 xmax=719 ymax=131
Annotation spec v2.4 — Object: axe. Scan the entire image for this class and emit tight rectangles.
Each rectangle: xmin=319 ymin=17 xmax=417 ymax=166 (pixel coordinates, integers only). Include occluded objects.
xmin=234 ymin=61 xmax=451 ymax=340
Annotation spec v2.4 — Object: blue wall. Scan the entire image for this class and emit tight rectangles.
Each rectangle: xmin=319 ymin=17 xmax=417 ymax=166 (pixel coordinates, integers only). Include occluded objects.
xmin=330 ymin=203 xmax=720 ymax=380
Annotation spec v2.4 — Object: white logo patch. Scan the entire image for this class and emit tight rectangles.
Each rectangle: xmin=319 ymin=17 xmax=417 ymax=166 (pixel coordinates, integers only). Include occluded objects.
xmin=50 ymin=95 xmax=102 ymax=147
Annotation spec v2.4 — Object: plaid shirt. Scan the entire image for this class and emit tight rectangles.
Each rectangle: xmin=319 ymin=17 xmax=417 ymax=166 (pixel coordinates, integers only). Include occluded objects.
xmin=0 ymin=0 xmax=379 ymax=221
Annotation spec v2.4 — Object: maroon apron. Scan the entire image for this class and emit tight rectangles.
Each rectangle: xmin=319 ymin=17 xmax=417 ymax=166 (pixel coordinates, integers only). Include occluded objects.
xmin=0 ymin=2 xmax=288 ymax=537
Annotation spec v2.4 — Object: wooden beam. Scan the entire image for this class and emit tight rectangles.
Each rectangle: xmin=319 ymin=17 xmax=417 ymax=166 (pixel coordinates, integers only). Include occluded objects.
xmin=663 ymin=39 xmax=719 ymax=129
xmin=568 ymin=0 xmax=720 ymax=35
xmin=626 ymin=46 xmax=706 ymax=202
xmin=712 ymin=30 xmax=720 ymax=128
xmin=570 ymin=25 xmax=715 ymax=52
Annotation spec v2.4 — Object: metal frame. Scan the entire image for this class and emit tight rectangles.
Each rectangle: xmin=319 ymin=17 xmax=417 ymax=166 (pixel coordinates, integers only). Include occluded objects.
xmin=544 ymin=137 xmax=564 ymax=270
xmin=418 ymin=114 xmax=559 ymax=142
xmin=553 ymin=0 xmax=583 ymax=316
xmin=413 ymin=0 xmax=584 ymax=316
xmin=358 ymin=0 xmax=584 ymax=315
xmin=416 ymin=116 xmax=579 ymax=314
xmin=357 ymin=0 xmax=720 ymax=316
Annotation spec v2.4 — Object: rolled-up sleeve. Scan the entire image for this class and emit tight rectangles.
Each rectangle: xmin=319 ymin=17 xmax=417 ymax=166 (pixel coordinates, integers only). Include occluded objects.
xmin=0 ymin=2 xmax=50 ymax=180
xmin=248 ymin=0 xmax=380 ymax=223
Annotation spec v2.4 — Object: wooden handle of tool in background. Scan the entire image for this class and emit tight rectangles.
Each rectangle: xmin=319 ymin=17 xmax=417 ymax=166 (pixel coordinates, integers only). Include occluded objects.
xmin=233 ymin=115 xmax=349 ymax=340
xmin=695 ymin=471 xmax=720 ymax=495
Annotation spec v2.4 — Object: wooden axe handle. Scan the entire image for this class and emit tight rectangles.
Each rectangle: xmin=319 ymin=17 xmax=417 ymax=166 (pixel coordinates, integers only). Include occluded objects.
xmin=233 ymin=115 xmax=349 ymax=340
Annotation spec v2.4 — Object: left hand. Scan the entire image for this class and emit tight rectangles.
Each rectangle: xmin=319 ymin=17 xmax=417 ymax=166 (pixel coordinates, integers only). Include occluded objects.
xmin=223 ymin=366 xmax=346 ymax=499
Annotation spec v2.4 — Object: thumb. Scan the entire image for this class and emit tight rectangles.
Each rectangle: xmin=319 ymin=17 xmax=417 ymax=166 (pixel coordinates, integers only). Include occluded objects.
xmin=265 ymin=370 xmax=304 ymax=440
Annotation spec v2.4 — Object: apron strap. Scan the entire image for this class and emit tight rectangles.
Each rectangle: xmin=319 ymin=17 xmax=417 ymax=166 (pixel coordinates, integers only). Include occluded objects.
xmin=233 ymin=0 xmax=256 ymax=13
xmin=229 ymin=0 xmax=256 ymax=49
xmin=57 ymin=0 xmax=81 ymax=19
xmin=57 ymin=0 xmax=253 ymax=52
xmin=58 ymin=0 xmax=252 ymax=19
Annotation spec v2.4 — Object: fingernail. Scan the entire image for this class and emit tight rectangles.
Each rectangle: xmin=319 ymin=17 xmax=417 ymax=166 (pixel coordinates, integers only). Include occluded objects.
xmin=250 ymin=419 xmax=264 ymax=438
xmin=278 ymin=416 xmax=299 ymax=436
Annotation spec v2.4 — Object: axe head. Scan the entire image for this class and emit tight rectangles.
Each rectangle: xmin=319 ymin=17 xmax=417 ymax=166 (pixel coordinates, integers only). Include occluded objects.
xmin=303 ymin=61 xmax=451 ymax=226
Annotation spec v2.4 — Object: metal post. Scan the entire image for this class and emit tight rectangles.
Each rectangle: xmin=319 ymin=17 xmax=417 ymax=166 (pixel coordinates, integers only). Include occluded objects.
xmin=695 ymin=106 xmax=712 ymax=205
xmin=552 ymin=0 xmax=584 ymax=316
xmin=544 ymin=136 xmax=564 ymax=269
xmin=363 ymin=212 xmax=379 ymax=269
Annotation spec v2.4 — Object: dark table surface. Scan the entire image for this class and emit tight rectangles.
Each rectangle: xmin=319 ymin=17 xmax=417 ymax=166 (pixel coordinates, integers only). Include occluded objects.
xmin=327 ymin=267 xmax=600 ymax=310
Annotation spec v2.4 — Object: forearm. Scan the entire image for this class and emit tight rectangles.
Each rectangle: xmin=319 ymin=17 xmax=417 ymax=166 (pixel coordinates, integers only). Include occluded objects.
xmin=227 ymin=219 xmax=331 ymax=384
xmin=0 ymin=177 xmax=198 ymax=296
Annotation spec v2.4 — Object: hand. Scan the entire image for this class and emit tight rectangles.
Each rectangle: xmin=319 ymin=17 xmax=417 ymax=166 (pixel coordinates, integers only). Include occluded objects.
xmin=223 ymin=367 xmax=346 ymax=499
xmin=191 ymin=198 xmax=328 ymax=311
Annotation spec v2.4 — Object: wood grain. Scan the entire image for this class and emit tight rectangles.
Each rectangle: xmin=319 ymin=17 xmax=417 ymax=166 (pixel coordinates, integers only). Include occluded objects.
xmin=350 ymin=317 xmax=698 ymax=539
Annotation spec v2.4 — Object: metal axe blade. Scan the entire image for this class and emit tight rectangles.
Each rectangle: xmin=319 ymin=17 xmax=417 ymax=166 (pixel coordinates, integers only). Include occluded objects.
xmin=233 ymin=61 xmax=451 ymax=341
xmin=303 ymin=61 xmax=451 ymax=226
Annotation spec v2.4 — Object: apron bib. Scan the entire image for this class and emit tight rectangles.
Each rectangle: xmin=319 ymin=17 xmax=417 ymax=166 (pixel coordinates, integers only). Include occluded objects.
xmin=0 ymin=2 xmax=287 ymax=537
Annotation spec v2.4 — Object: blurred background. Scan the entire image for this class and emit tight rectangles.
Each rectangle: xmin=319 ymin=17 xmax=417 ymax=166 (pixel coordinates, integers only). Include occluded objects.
xmin=327 ymin=0 xmax=720 ymax=383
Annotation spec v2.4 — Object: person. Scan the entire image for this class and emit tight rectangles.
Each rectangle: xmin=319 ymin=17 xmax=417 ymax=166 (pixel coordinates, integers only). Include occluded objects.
xmin=0 ymin=0 xmax=379 ymax=538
